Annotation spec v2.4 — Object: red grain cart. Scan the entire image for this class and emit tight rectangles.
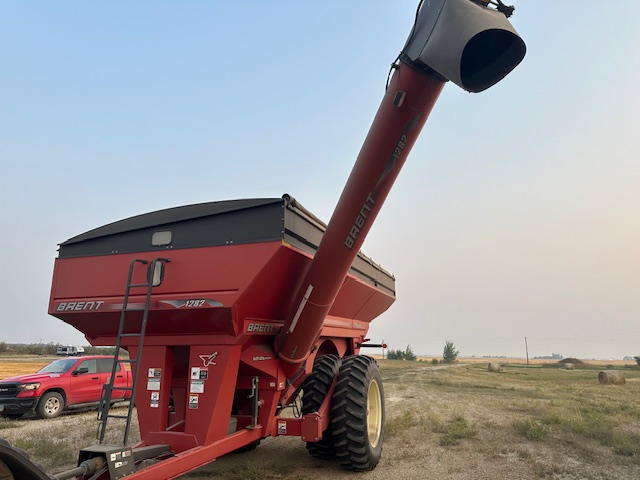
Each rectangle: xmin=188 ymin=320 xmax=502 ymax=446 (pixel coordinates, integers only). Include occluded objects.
xmin=0 ymin=1 xmax=525 ymax=479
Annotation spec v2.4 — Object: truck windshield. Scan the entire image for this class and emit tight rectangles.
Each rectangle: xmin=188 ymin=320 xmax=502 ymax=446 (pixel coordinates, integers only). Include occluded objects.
xmin=38 ymin=358 xmax=78 ymax=374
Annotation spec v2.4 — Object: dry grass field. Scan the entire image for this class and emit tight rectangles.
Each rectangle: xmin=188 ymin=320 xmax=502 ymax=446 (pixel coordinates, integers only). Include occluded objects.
xmin=0 ymin=357 xmax=51 ymax=378
xmin=1 ymin=356 xmax=639 ymax=479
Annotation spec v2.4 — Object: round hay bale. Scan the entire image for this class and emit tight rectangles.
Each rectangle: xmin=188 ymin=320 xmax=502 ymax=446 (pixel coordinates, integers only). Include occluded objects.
xmin=564 ymin=363 xmax=574 ymax=370
xmin=487 ymin=363 xmax=502 ymax=373
xmin=598 ymin=371 xmax=626 ymax=385
xmin=560 ymin=357 xmax=583 ymax=365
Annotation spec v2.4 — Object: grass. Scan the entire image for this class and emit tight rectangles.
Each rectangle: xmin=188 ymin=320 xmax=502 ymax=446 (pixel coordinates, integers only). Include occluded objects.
xmin=385 ymin=409 xmax=418 ymax=437
xmin=512 ymin=419 xmax=549 ymax=441
xmin=385 ymin=406 xmax=479 ymax=443
xmin=382 ymin=360 xmax=640 ymax=465
xmin=434 ymin=415 xmax=477 ymax=446
xmin=201 ymin=463 xmax=302 ymax=480
xmin=11 ymin=437 xmax=76 ymax=470
xmin=0 ymin=359 xmax=50 ymax=378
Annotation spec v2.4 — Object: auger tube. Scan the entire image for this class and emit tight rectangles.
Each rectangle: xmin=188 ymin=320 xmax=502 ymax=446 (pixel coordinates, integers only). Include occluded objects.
xmin=274 ymin=0 xmax=525 ymax=363
xmin=274 ymin=64 xmax=445 ymax=363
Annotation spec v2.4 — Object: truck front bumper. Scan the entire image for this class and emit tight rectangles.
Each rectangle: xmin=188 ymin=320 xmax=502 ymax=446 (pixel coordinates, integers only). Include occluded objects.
xmin=0 ymin=398 xmax=38 ymax=416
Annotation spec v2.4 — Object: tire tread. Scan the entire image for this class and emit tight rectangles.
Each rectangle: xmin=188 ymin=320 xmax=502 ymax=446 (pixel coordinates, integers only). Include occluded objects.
xmin=302 ymin=354 xmax=342 ymax=459
xmin=331 ymin=355 xmax=384 ymax=471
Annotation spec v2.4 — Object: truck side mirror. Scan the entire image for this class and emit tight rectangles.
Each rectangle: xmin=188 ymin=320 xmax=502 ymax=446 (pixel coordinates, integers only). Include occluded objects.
xmin=403 ymin=0 xmax=526 ymax=92
xmin=73 ymin=367 xmax=89 ymax=376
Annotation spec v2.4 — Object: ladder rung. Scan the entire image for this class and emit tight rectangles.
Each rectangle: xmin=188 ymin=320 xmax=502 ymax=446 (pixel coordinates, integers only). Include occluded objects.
xmin=99 ymin=259 xmax=161 ymax=446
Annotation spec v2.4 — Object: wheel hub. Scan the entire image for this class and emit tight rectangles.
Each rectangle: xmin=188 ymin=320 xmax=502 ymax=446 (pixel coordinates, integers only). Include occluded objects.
xmin=45 ymin=398 xmax=59 ymax=415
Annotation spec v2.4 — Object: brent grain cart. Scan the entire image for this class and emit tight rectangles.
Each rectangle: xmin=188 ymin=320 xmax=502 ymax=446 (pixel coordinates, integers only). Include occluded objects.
xmin=0 ymin=1 xmax=525 ymax=479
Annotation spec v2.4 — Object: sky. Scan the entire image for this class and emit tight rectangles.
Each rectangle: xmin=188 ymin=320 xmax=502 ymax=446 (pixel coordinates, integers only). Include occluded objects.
xmin=0 ymin=1 xmax=638 ymax=360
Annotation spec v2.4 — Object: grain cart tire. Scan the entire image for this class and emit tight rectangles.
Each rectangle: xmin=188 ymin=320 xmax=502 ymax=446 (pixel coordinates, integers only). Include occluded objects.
xmin=302 ymin=354 xmax=342 ymax=459
xmin=331 ymin=355 xmax=384 ymax=471
xmin=36 ymin=392 xmax=64 ymax=419
xmin=0 ymin=459 xmax=15 ymax=480
xmin=0 ymin=438 xmax=52 ymax=480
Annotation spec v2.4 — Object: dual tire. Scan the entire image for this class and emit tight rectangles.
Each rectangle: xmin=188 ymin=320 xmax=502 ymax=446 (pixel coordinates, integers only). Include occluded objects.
xmin=302 ymin=355 xmax=342 ymax=459
xmin=302 ymin=355 xmax=384 ymax=471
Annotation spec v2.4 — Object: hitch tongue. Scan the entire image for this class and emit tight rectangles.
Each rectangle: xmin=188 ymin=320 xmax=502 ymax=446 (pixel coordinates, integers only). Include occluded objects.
xmin=52 ymin=456 xmax=107 ymax=480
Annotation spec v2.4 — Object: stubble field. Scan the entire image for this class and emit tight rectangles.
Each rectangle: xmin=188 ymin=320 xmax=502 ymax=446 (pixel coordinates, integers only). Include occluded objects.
xmin=1 ymin=357 xmax=639 ymax=479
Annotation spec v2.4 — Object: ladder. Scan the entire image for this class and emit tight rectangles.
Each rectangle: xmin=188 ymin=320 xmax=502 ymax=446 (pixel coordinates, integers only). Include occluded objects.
xmin=97 ymin=257 xmax=170 ymax=445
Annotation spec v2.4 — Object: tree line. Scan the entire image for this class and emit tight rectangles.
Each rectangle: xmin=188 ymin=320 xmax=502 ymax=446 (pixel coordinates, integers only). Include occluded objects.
xmin=385 ymin=341 xmax=460 ymax=364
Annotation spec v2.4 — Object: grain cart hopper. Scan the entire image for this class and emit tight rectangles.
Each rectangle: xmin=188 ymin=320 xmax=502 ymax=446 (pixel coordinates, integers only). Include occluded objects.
xmin=0 ymin=1 xmax=525 ymax=479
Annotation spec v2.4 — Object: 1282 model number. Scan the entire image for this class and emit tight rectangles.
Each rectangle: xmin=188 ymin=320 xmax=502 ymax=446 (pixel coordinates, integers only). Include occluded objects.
xmin=184 ymin=299 xmax=206 ymax=308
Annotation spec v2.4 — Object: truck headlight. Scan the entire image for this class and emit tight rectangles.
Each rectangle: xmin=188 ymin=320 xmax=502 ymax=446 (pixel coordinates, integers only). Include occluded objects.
xmin=19 ymin=383 xmax=40 ymax=392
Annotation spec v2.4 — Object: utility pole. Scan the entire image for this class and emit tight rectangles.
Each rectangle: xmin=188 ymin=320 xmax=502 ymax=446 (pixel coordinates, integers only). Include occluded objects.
xmin=524 ymin=336 xmax=529 ymax=365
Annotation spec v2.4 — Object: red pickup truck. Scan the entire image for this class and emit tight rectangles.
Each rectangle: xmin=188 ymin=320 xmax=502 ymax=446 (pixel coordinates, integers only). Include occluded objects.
xmin=0 ymin=356 xmax=132 ymax=419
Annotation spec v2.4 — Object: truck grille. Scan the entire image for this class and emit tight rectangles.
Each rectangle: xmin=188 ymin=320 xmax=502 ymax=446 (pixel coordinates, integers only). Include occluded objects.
xmin=0 ymin=384 xmax=19 ymax=398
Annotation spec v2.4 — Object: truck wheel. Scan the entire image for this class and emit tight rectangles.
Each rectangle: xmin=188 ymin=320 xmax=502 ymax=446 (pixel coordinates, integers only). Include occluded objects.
xmin=331 ymin=355 xmax=384 ymax=471
xmin=36 ymin=392 xmax=64 ymax=419
xmin=302 ymin=354 xmax=342 ymax=459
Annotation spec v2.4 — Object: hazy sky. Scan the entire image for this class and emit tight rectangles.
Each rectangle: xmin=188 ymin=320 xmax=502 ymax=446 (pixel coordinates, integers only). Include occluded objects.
xmin=1 ymin=1 xmax=638 ymax=359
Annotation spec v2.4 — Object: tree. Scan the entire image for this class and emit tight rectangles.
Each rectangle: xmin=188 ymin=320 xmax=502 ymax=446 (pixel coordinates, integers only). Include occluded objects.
xmin=442 ymin=341 xmax=459 ymax=364
xmin=386 ymin=349 xmax=402 ymax=360
xmin=634 ymin=356 xmax=640 ymax=366
xmin=385 ymin=346 xmax=417 ymax=361
xmin=404 ymin=345 xmax=416 ymax=361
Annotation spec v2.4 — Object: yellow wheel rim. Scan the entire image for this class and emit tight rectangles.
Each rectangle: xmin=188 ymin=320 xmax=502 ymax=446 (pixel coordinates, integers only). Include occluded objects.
xmin=367 ymin=378 xmax=382 ymax=448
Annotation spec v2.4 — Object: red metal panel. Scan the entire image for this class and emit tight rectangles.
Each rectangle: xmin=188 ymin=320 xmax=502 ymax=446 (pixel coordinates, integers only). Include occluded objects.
xmin=50 ymin=239 xmax=393 ymax=343
xmin=329 ymin=275 xmax=395 ymax=321
xmin=126 ymin=429 xmax=263 ymax=480
xmin=130 ymin=346 xmax=174 ymax=437
xmin=185 ymin=345 xmax=242 ymax=445
xmin=234 ymin=243 xmax=310 ymax=323
xmin=50 ymin=242 xmax=280 ymax=301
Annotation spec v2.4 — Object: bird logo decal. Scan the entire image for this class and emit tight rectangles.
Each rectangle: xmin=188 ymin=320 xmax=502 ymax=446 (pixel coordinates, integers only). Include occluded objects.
xmin=199 ymin=352 xmax=218 ymax=367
